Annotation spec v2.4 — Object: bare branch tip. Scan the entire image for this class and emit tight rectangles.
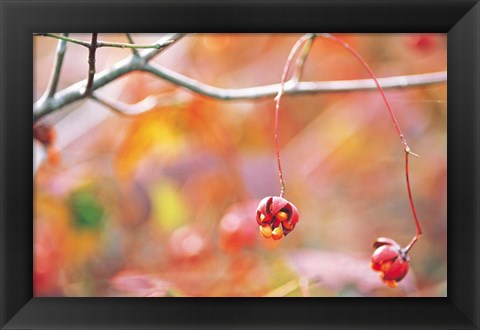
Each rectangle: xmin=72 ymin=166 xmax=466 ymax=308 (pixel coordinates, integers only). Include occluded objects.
xmin=410 ymin=151 xmax=421 ymax=158
xmin=406 ymin=147 xmax=420 ymax=158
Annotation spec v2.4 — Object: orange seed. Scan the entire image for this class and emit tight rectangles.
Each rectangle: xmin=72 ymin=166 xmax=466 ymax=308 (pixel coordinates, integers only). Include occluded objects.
xmin=271 ymin=227 xmax=283 ymax=240
xmin=276 ymin=211 xmax=288 ymax=222
xmin=259 ymin=225 xmax=272 ymax=239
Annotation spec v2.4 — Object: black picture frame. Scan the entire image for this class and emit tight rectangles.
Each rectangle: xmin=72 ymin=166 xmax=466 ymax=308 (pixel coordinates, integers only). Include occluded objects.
xmin=1 ymin=0 xmax=479 ymax=329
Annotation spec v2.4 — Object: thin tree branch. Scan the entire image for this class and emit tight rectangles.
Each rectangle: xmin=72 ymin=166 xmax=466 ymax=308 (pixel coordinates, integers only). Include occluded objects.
xmin=140 ymin=33 xmax=185 ymax=62
xmin=33 ymin=34 xmax=446 ymax=122
xmin=33 ymin=33 xmax=184 ymax=121
xmin=90 ymin=91 xmax=190 ymax=116
xmin=34 ymin=61 xmax=447 ymax=121
xmin=43 ymin=33 xmax=69 ymax=99
xmin=34 ymin=33 xmax=182 ymax=51
xmin=91 ymin=93 xmax=157 ymax=116
xmin=84 ymin=33 xmax=98 ymax=96
xmin=125 ymin=33 xmax=139 ymax=56
xmin=144 ymin=62 xmax=447 ymax=100
xmin=34 ymin=33 xmax=91 ymax=47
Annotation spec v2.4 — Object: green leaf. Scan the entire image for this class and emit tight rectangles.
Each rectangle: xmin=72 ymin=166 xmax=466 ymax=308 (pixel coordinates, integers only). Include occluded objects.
xmin=69 ymin=188 xmax=105 ymax=230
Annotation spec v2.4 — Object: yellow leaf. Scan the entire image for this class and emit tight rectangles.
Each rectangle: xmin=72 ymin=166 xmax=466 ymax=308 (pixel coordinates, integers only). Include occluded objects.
xmin=115 ymin=109 xmax=183 ymax=181
xmin=151 ymin=180 xmax=189 ymax=232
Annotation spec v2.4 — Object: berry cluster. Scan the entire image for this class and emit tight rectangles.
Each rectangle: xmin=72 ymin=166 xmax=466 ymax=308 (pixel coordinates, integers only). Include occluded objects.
xmin=256 ymin=196 xmax=299 ymax=240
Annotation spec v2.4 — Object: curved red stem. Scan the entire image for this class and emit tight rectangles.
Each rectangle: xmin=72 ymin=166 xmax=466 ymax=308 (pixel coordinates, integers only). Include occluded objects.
xmin=404 ymin=151 xmax=423 ymax=253
xmin=318 ymin=33 xmax=410 ymax=150
xmin=275 ymin=34 xmax=314 ymax=197
xmin=315 ymin=33 xmax=422 ymax=248
xmin=276 ymin=33 xmax=423 ymax=249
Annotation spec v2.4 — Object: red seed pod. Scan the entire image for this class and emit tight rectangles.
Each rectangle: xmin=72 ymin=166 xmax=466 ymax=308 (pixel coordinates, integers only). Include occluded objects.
xmin=370 ymin=237 xmax=410 ymax=288
xmin=34 ymin=124 xmax=61 ymax=166
xmin=256 ymin=196 xmax=299 ymax=240
xmin=33 ymin=124 xmax=56 ymax=146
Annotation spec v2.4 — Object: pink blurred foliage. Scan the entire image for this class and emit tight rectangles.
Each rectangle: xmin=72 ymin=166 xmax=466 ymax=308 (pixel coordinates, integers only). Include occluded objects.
xmin=111 ymin=271 xmax=172 ymax=297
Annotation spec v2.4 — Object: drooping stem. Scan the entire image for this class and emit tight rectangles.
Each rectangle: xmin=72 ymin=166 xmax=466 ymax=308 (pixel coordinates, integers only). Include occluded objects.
xmin=317 ymin=33 xmax=411 ymax=151
xmin=275 ymin=34 xmax=315 ymax=197
xmin=316 ymin=33 xmax=422 ymax=247
xmin=292 ymin=36 xmax=314 ymax=83
xmin=403 ymin=151 xmax=423 ymax=253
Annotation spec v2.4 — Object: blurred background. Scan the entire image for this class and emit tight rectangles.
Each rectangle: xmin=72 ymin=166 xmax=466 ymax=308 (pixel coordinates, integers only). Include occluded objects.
xmin=33 ymin=33 xmax=447 ymax=297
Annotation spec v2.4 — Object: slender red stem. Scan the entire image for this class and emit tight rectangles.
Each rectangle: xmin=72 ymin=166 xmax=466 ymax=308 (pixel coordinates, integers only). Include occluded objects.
xmin=318 ymin=34 xmax=410 ymax=150
xmin=275 ymin=34 xmax=314 ymax=197
xmin=276 ymin=33 xmax=423 ymax=248
xmin=315 ymin=33 xmax=422 ymax=247
xmin=403 ymin=152 xmax=423 ymax=253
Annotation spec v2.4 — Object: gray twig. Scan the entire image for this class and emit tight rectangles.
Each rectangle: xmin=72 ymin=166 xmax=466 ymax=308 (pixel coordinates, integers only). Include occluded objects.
xmin=43 ymin=33 xmax=69 ymax=99
xmin=90 ymin=91 xmax=191 ymax=116
xmin=125 ymin=33 xmax=139 ymax=56
xmin=33 ymin=33 xmax=184 ymax=121
xmin=144 ymin=62 xmax=447 ymax=100
xmin=84 ymin=33 xmax=98 ymax=96
xmin=91 ymin=93 xmax=156 ymax=116
xmin=34 ymin=33 xmax=182 ymax=51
